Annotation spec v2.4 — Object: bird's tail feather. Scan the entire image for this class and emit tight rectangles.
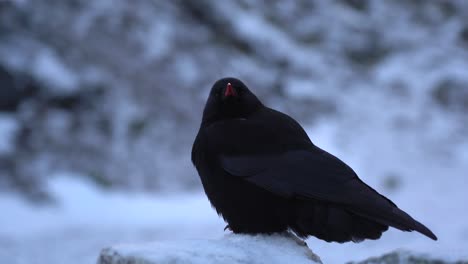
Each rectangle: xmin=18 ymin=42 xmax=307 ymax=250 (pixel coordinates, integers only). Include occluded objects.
xmin=351 ymin=206 xmax=438 ymax=241
xmin=290 ymin=201 xmax=388 ymax=243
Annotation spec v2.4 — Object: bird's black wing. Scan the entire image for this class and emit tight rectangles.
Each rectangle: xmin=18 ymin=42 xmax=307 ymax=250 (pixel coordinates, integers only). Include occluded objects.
xmin=221 ymin=148 xmax=437 ymax=240
xmin=204 ymin=115 xmax=437 ymax=240
xmin=221 ymin=149 xmax=358 ymax=200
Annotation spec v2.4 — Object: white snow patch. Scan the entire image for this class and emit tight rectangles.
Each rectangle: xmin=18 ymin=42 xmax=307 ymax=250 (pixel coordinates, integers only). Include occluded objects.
xmin=0 ymin=114 xmax=19 ymax=154
xmin=98 ymin=233 xmax=321 ymax=264
xmin=0 ymin=174 xmax=222 ymax=238
xmin=32 ymin=49 xmax=79 ymax=94
xmin=0 ymin=174 xmax=225 ymax=264
xmin=141 ymin=20 xmax=172 ymax=61
xmin=285 ymin=78 xmax=321 ymax=99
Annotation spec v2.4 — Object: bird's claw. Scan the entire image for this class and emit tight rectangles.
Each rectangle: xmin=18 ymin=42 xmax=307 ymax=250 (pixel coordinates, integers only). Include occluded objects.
xmin=224 ymin=225 xmax=232 ymax=231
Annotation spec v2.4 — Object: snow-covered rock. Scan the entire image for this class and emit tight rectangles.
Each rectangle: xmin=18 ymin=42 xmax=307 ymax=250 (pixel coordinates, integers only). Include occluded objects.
xmin=97 ymin=233 xmax=322 ymax=264
xmin=350 ymin=250 xmax=467 ymax=264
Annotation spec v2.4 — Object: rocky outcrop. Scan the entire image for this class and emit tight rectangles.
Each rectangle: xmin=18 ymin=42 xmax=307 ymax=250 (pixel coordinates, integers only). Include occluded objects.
xmin=350 ymin=250 xmax=468 ymax=264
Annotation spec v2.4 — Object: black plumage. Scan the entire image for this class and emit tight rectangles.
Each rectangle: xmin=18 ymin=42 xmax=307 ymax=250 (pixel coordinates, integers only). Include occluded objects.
xmin=192 ymin=77 xmax=437 ymax=243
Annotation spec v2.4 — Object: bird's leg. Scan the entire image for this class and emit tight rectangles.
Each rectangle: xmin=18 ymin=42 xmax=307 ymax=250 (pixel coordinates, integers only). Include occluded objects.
xmin=224 ymin=224 xmax=232 ymax=231
xmin=299 ymin=239 xmax=308 ymax=247
xmin=286 ymin=230 xmax=308 ymax=247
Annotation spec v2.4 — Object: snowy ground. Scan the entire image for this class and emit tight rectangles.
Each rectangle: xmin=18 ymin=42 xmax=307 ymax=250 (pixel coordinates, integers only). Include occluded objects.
xmin=0 ymin=175 xmax=223 ymax=264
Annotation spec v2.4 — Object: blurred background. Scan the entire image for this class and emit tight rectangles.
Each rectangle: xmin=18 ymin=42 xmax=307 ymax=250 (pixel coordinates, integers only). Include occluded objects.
xmin=0 ymin=0 xmax=467 ymax=263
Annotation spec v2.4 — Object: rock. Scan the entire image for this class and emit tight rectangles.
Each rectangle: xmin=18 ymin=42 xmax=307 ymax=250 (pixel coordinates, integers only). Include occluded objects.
xmin=97 ymin=233 xmax=322 ymax=264
xmin=350 ymin=250 xmax=468 ymax=264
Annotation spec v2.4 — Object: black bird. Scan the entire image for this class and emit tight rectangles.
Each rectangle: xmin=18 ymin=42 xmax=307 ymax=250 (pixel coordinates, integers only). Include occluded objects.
xmin=192 ymin=77 xmax=437 ymax=243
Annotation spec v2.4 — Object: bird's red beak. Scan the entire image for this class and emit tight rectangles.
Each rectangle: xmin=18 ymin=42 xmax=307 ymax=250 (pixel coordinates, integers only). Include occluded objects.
xmin=225 ymin=83 xmax=237 ymax=97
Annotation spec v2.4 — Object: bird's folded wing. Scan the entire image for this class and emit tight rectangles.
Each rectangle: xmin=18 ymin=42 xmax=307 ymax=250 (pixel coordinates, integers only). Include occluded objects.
xmin=220 ymin=149 xmax=437 ymax=240
xmin=220 ymin=149 xmax=369 ymax=202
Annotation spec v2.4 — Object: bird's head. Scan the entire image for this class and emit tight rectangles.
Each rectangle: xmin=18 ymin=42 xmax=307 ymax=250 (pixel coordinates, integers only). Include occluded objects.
xmin=202 ymin=77 xmax=263 ymax=123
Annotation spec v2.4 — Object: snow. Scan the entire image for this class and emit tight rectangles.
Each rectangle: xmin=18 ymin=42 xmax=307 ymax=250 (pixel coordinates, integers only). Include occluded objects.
xmin=1 ymin=171 xmax=467 ymax=264
xmin=350 ymin=250 xmax=466 ymax=264
xmin=0 ymin=175 xmax=225 ymax=264
xmin=1 ymin=1 xmax=468 ymax=264
xmin=2 ymin=0 xmax=468 ymax=196
xmin=32 ymin=48 xmax=79 ymax=94
xmin=98 ymin=233 xmax=321 ymax=264
xmin=0 ymin=113 xmax=18 ymax=154
xmin=303 ymin=123 xmax=468 ymax=263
